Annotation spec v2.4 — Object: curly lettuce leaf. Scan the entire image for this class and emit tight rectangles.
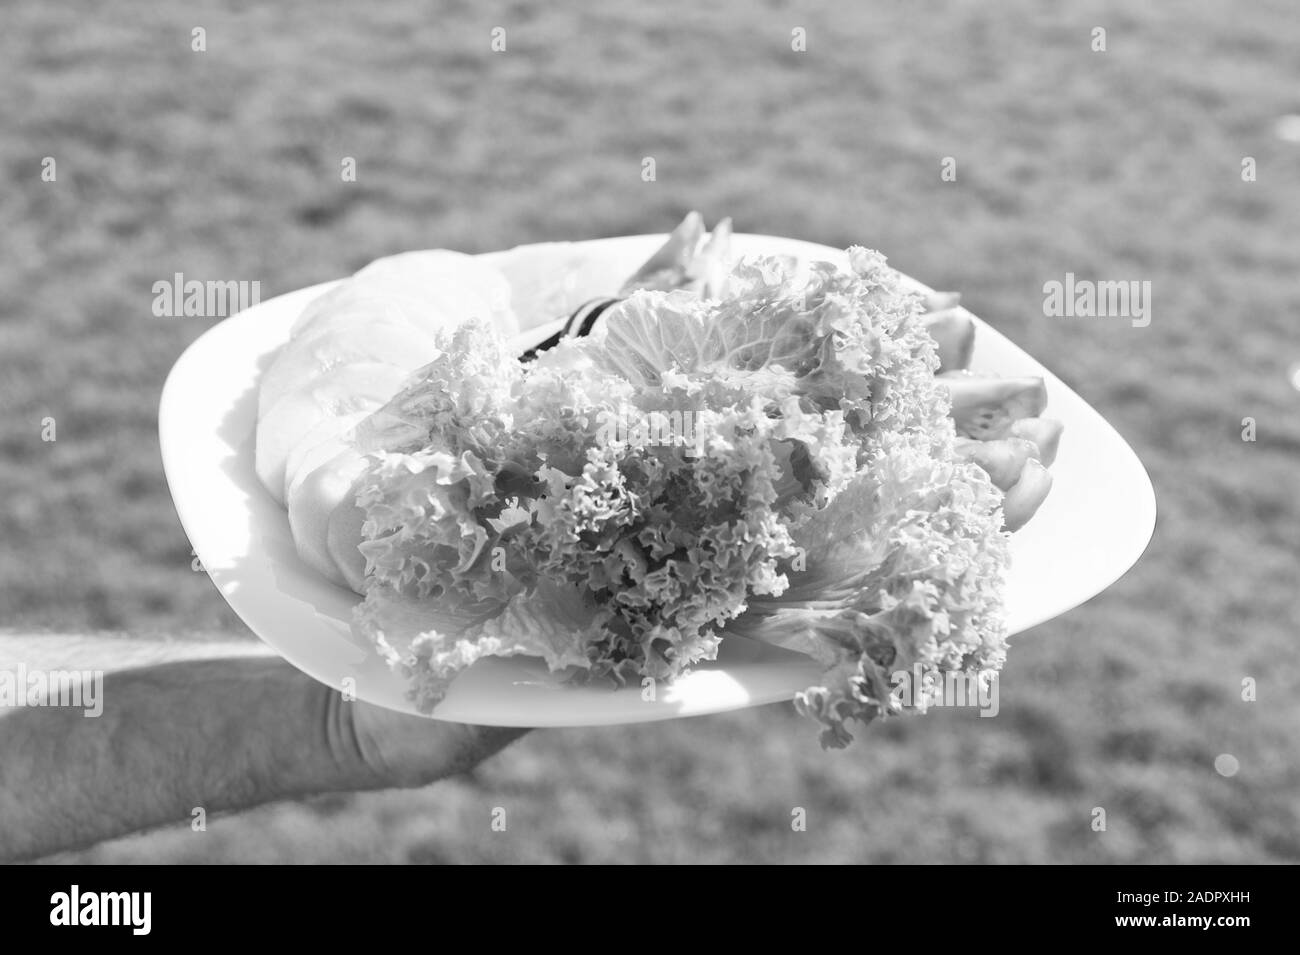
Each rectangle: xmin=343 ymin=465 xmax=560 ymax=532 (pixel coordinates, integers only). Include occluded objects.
xmin=360 ymin=579 xmax=609 ymax=712
xmin=346 ymin=248 xmax=1012 ymax=742
xmin=726 ymin=430 xmax=1010 ymax=747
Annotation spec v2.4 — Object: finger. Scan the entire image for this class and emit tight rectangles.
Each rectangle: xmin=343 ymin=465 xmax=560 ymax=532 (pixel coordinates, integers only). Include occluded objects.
xmin=433 ymin=723 xmax=533 ymax=779
xmin=346 ymin=695 xmax=533 ymax=787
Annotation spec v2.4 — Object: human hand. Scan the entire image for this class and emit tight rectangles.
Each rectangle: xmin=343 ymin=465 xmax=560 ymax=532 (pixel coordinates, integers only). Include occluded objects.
xmin=0 ymin=634 xmax=529 ymax=861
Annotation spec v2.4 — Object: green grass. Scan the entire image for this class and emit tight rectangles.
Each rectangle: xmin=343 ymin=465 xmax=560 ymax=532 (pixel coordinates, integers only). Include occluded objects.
xmin=5 ymin=0 xmax=1299 ymax=863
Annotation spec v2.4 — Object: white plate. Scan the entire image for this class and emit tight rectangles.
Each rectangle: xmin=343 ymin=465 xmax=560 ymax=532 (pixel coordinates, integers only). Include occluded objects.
xmin=159 ymin=234 xmax=1155 ymax=727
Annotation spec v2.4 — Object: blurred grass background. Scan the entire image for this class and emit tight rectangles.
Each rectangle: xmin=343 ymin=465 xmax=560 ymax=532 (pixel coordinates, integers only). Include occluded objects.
xmin=3 ymin=0 xmax=1298 ymax=863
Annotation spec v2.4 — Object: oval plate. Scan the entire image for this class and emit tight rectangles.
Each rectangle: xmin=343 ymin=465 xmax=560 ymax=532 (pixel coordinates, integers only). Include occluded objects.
xmin=159 ymin=234 xmax=1155 ymax=727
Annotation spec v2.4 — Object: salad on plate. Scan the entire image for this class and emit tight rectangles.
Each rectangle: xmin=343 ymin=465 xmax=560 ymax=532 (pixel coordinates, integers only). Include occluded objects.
xmin=254 ymin=214 xmax=1063 ymax=745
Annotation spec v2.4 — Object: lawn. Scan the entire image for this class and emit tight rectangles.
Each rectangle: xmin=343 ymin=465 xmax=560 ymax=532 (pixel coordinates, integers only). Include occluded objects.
xmin=3 ymin=0 xmax=1298 ymax=863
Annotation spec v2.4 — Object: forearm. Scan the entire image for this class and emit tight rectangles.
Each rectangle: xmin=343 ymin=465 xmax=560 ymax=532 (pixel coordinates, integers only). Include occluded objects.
xmin=0 ymin=654 xmax=375 ymax=861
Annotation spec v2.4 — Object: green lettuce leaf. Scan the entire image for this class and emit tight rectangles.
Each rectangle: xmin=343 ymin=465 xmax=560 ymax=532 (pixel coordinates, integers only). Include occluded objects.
xmin=347 ymin=247 xmax=1012 ymax=743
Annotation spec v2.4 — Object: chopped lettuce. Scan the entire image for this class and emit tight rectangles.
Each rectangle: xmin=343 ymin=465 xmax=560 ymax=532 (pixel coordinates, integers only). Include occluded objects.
xmin=350 ymin=247 xmax=1010 ymax=745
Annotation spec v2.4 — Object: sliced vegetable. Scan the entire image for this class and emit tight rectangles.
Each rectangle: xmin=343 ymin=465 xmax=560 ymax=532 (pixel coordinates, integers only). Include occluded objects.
xmin=619 ymin=211 xmax=705 ymax=294
xmin=922 ymin=308 xmax=975 ymax=372
xmin=939 ymin=372 xmax=1048 ymax=440
xmin=692 ymin=216 xmax=733 ymax=298
xmin=1009 ymin=417 xmax=1064 ymax=467
xmin=1002 ymin=459 xmax=1053 ymax=531
xmin=955 ymin=436 xmax=1039 ymax=490
xmin=922 ymin=290 xmax=961 ymax=313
